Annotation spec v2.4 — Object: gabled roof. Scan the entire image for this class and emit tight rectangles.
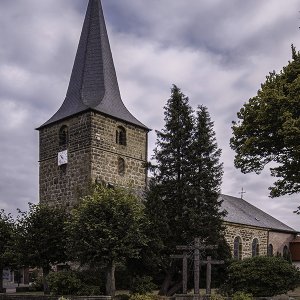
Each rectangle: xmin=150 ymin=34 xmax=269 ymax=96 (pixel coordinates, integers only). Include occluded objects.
xmin=220 ymin=194 xmax=296 ymax=233
xmin=38 ymin=0 xmax=148 ymax=130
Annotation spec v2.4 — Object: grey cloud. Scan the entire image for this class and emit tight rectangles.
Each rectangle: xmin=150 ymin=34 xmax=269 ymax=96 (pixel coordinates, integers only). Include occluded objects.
xmin=0 ymin=0 xmax=299 ymax=230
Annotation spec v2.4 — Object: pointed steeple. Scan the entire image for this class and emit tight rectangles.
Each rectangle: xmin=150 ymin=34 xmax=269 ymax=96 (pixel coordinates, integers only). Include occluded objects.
xmin=39 ymin=0 xmax=148 ymax=130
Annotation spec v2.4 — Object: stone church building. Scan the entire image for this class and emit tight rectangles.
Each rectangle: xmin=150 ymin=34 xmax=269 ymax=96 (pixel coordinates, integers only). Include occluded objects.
xmin=37 ymin=0 xmax=150 ymax=208
xmin=220 ymin=194 xmax=298 ymax=262
xmin=37 ymin=0 xmax=299 ymax=264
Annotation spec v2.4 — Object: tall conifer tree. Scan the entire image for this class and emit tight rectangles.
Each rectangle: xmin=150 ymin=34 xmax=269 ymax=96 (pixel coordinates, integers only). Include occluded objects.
xmin=152 ymin=84 xmax=194 ymax=244
xmin=186 ymin=105 xmax=225 ymax=243
xmin=145 ymin=87 xmax=229 ymax=296
xmin=145 ymin=85 xmax=194 ymax=295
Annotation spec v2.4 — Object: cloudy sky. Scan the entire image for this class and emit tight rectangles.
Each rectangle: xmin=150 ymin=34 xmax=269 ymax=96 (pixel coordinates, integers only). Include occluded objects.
xmin=0 ymin=0 xmax=299 ymax=230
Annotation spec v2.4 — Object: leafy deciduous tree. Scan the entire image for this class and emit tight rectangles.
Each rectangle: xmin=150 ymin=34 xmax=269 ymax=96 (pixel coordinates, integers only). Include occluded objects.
xmin=15 ymin=203 xmax=69 ymax=294
xmin=0 ymin=210 xmax=14 ymax=292
xmin=231 ymin=45 xmax=300 ymax=198
xmin=67 ymin=184 xmax=148 ymax=297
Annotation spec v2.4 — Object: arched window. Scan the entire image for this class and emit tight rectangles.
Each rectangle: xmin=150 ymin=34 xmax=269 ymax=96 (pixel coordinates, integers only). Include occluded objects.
xmin=283 ymin=245 xmax=289 ymax=259
xmin=252 ymin=238 xmax=259 ymax=257
xmin=233 ymin=236 xmax=242 ymax=260
xmin=59 ymin=125 xmax=69 ymax=147
xmin=116 ymin=126 xmax=126 ymax=146
xmin=118 ymin=157 xmax=125 ymax=176
xmin=267 ymin=244 xmax=273 ymax=256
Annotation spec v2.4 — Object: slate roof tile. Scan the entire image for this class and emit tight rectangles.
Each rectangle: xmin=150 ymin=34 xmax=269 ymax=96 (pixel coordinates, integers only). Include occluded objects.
xmin=38 ymin=0 xmax=148 ymax=130
xmin=220 ymin=194 xmax=296 ymax=233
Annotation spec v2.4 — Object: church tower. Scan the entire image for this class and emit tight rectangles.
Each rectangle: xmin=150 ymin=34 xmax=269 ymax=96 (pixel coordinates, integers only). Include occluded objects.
xmin=37 ymin=0 xmax=149 ymax=206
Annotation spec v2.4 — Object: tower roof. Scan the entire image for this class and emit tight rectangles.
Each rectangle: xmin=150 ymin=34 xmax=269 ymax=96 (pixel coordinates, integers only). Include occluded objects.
xmin=38 ymin=0 xmax=148 ymax=130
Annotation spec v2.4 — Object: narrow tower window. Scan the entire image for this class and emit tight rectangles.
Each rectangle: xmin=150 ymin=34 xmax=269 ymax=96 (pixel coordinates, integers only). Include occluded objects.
xmin=233 ymin=236 xmax=242 ymax=260
xmin=116 ymin=126 xmax=126 ymax=146
xmin=252 ymin=238 xmax=259 ymax=257
xmin=59 ymin=125 xmax=69 ymax=147
xmin=118 ymin=157 xmax=125 ymax=176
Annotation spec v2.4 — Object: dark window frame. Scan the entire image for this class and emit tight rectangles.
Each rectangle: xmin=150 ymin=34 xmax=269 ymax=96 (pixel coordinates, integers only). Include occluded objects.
xmin=267 ymin=244 xmax=273 ymax=256
xmin=233 ymin=236 xmax=242 ymax=260
xmin=283 ymin=245 xmax=289 ymax=259
xmin=118 ymin=157 xmax=125 ymax=176
xmin=116 ymin=126 xmax=126 ymax=146
xmin=252 ymin=238 xmax=259 ymax=257
xmin=59 ymin=125 xmax=69 ymax=147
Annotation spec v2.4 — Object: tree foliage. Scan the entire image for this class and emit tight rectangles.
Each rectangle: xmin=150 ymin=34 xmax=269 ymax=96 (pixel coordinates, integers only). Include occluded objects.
xmin=150 ymin=84 xmax=194 ymax=246
xmin=15 ymin=203 xmax=69 ymax=293
xmin=145 ymin=85 xmax=229 ymax=296
xmin=47 ymin=271 xmax=83 ymax=296
xmin=67 ymin=183 xmax=148 ymax=296
xmin=230 ymin=45 xmax=300 ymax=197
xmin=222 ymin=256 xmax=300 ymax=297
xmin=186 ymin=105 xmax=225 ymax=242
xmin=0 ymin=210 xmax=14 ymax=292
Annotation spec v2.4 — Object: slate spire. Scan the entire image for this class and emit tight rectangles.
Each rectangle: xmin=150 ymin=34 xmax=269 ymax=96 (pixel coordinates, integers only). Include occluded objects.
xmin=39 ymin=0 xmax=147 ymax=129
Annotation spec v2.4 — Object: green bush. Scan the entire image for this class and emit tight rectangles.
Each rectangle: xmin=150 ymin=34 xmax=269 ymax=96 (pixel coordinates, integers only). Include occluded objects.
xmin=129 ymin=294 xmax=157 ymax=300
xmin=232 ymin=291 xmax=253 ymax=300
xmin=47 ymin=271 xmax=83 ymax=295
xmin=210 ymin=293 xmax=226 ymax=300
xmin=75 ymin=268 xmax=104 ymax=288
xmin=47 ymin=270 xmax=103 ymax=296
xmin=222 ymin=256 xmax=300 ymax=297
xmin=130 ymin=276 xmax=157 ymax=294
xmin=115 ymin=293 xmax=130 ymax=300
xmin=30 ymin=275 xmax=44 ymax=292
xmin=76 ymin=284 xmax=102 ymax=296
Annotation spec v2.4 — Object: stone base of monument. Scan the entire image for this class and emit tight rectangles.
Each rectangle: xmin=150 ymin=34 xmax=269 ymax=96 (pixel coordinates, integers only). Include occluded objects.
xmin=175 ymin=294 xmax=211 ymax=300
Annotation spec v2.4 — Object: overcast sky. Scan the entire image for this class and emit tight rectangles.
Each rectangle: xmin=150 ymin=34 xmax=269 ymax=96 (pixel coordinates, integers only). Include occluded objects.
xmin=0 ymin=0 xmax=299 ymax=230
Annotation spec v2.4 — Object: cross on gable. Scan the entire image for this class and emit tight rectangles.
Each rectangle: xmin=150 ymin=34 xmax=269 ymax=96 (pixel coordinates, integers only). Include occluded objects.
xmin=239 ymin=187 xmax=246 ymax=199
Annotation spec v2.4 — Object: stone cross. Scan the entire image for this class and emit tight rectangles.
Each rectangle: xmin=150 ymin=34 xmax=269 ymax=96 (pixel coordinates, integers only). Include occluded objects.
xmin=175 ymin=238 xmax=217 ymax=295
xmin=200 ymin=256 xmax=224 ymax=295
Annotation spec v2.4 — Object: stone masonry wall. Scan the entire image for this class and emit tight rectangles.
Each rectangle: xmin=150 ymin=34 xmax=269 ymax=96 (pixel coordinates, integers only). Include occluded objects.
xmin=90 ymin=112 xmax=148 ymax=191
xmin=269 ymin=231 xmax=295 ymax=255
xmin=39 ymin=111 xmax=148 ymax=206
xmin=39 ymin=113 xmax=92 ymax=206
xmin=224 ymin=222 xmax=268 ymax=259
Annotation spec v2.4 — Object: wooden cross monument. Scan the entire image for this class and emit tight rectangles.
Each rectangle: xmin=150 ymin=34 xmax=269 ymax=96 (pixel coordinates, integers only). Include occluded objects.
xmin=171 ymin=237 xmax=224 ymax=295
xmin=201 ymin=256 xmax=224 ymax=295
